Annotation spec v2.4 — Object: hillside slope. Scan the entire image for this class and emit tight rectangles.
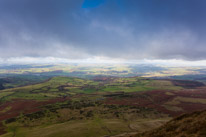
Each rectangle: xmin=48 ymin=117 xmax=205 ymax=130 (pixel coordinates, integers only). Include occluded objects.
xmin=134 ymin=110 xmax=206 ymax=137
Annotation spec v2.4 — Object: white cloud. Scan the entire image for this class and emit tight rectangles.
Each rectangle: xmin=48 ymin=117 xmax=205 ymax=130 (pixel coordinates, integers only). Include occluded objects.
xmin=1 ymin=56 xmax=206 ymax=67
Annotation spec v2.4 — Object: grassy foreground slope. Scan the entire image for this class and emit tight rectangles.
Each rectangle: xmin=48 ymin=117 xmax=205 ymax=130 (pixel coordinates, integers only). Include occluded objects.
xmin=133 ymin=109 xmax=206 ymax=137
xmin=1 ymin=118 xmax=170 ymax=137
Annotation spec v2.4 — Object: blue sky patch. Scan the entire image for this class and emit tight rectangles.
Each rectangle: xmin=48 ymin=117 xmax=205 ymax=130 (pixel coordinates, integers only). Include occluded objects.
xmin=82 ymin=0 xmax=105 ymax=8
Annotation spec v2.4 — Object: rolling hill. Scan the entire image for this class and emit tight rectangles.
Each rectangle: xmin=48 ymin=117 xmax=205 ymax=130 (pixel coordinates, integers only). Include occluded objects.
xmin=0 ymin=76 xmax=205 ymax=137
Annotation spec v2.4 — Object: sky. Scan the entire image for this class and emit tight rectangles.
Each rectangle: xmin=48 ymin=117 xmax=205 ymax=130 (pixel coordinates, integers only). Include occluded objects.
xmin=0 ymin=0 xmax=206 ymax=65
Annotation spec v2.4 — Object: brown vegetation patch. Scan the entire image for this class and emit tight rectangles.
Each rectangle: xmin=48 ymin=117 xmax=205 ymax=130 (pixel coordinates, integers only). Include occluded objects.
xmin=0 ymin=97 xmax=69 ymax=135
xmin=104 ymin=88 xmax=206 ymax=117
xmin=0 ymin=97 xmax=69 ymax=121
xmin=170 ymin=80 xmax=204 ymax=88
xmin=93 ymin=76 xmax=115 ymax=82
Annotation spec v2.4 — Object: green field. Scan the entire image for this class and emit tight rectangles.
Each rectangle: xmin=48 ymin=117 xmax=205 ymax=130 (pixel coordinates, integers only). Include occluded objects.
xmin=0 ymin=76 xmax=182 ymax=101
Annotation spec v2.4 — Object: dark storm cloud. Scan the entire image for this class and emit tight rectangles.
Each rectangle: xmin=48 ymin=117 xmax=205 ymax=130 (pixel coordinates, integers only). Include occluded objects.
xmin=0 ymin=0 xmax=206 ymax=60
